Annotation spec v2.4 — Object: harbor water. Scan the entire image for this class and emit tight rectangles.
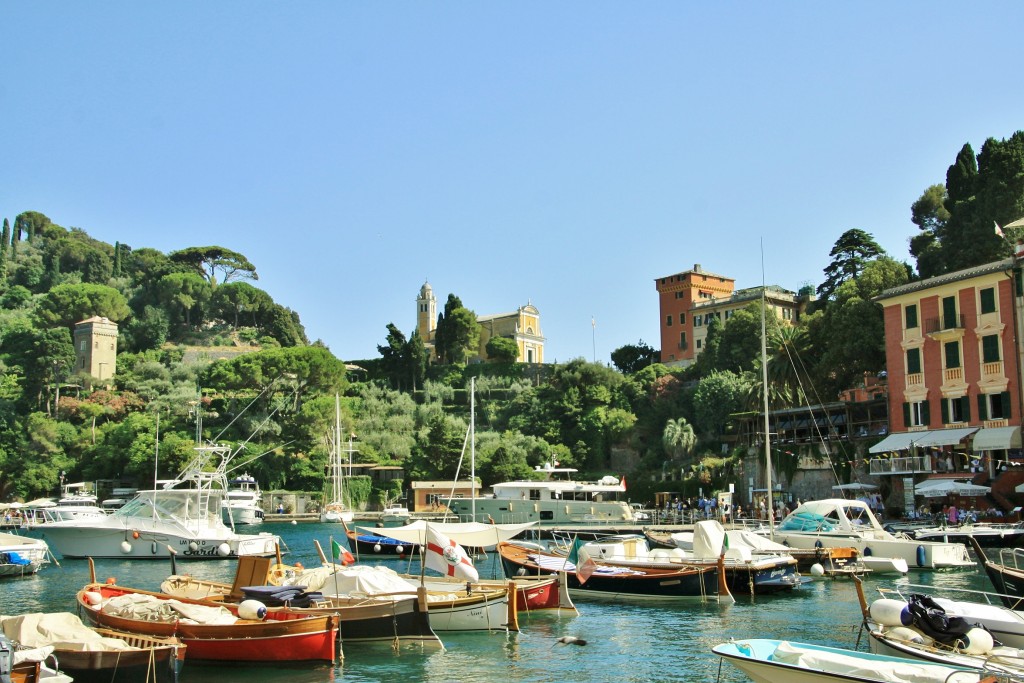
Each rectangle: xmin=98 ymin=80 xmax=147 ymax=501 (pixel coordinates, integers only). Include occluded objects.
xmin=1 ymin=522 xmax=998 ymax=683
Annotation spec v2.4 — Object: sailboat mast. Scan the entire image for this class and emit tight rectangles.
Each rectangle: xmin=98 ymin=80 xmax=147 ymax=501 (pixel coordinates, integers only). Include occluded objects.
xmin=334 ymin=393 xmax=342 ymax=504
xmin=762 ymin=287 xmax=774 ymax=533
xmin=470 ymin=377 xmax=476 ymax=523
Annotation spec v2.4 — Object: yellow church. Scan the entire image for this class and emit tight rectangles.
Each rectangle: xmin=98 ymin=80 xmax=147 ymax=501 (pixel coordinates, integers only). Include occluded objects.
xmin=416 ymin=281 xmax=545 ymax=364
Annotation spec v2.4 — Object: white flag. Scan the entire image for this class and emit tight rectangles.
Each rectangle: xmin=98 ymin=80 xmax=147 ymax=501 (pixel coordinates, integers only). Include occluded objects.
xmin=996 ymin=221 xmax=1005 ymax=238
xmin=424 ymin=525 xmax=479 ymax=582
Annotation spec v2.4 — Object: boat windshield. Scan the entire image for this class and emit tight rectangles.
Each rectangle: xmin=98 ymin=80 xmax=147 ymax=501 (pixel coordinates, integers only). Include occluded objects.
xmin=115 ymin=489 xmax=224 ymax=524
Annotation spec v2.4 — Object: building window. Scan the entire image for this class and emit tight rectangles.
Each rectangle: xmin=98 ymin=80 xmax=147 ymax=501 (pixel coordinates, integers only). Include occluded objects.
xmin=942 ymin=295 xmax=958 ymax=329
xmin=906 ymin=400 xmax=929 ymax=427
xmin=944 ymin=341 xmax=961 ymax=369
xmin=679 ymin=332 xmax=687 ymax=349
xmin=941 ymin=396 xmax=970 ymax=424
xmin=979 ymin=392 xmax=1011 ymax=421
xmin=906 ymin=348 xmax=921 ymax=374
xmin=980 ymin=287 xmax=996 ymax=314
xmin=666 ymin=315 xmax=673 ymax=327
xmin=696 ymin=339 xmax=702 ymax=349
xmin=905 ymin=304 xmax=918 ymax=329
xmin=694 ymin=317 xmax=702 ymax=327
xmin=982 ymin=334 xmax=1001 ymax=363
xmin=679 ymin=312 xmax=685 ymax=324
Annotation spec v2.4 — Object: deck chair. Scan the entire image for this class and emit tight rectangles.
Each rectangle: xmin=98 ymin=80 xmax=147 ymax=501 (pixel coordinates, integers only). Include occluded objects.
xmin=228 ymin=555 xmax=273 ymax=601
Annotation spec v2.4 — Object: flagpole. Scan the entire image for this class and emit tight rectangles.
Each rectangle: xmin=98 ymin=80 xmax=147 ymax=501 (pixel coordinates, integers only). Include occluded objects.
xmin=330 ymin=535 xmax=340 ymax=599
xmin=591 ymin=317 xmax=596 ymax=363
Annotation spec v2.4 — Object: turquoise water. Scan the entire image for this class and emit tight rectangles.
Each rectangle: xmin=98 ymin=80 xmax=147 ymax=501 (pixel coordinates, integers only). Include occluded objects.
xmin=2 ymin=522 xmax=995 ymax=683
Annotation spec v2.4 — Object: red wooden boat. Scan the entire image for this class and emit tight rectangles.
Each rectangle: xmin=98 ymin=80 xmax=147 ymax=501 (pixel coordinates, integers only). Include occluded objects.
xmin=510 ymin=574 xmax=576 ymax=613
xmin=76 ymin=577 xmax=339 ymax=663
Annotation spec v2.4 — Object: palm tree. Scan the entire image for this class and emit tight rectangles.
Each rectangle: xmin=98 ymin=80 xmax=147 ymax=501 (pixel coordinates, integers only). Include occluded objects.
xmin=662 ymin=417 xmax=697 ymax=461
xmin=766 ymin=323 xmax=813 ymax=406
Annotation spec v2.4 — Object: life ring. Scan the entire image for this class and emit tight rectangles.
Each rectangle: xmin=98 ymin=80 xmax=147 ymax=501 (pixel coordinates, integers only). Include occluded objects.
xmin=267 ymin=564 xmax=294 ymax=586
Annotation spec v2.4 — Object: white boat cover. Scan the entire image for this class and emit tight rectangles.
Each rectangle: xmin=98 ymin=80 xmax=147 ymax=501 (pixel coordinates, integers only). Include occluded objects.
xmin=295 ymin=564 xmax=466 ymax=602
xmin=99 ymin=593 xmax=237 ymax=625
xmin=357 ymin=520 xmax=537 ymax=547
xmin=770 ymin=641 xmax=980 ymax=683
xmin=692 ymin=521 xmax=728 ymax=558
xmin=0 ymin=612 xmax=135 ymax=652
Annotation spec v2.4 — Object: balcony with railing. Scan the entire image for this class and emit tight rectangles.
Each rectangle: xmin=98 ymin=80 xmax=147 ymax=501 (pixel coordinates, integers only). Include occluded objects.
xmin=944 ymin=367 xmax=964 ymax=383
xmin=906 ymin=372 xmax=924 ymax=388
xmin=868 ymin=454 xmax=931 ymax=476
xmin=982 ymin=360 xmax=1004 ymax=380
xmin=925 ymin=314 xmax=966 ymax=334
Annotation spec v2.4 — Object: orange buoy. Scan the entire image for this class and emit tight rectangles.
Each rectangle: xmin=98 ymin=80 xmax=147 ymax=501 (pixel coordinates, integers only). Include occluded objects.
xmin=132 ymin=531 xmax=140 ymax=539
xmin=105 ymin=577 xmax=116 ymax=585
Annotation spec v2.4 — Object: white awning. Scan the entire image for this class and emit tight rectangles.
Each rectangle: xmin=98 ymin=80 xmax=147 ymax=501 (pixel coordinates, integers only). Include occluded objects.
xmin=913 ymin=427 xmax=979 ymax=448
xmin=972 ymin=426 xmax=1022 ymax=451
xmin=357 ymin=520 xmax=537 ymax=547
xmin=869 ymin=432 xmax=927 ymax=454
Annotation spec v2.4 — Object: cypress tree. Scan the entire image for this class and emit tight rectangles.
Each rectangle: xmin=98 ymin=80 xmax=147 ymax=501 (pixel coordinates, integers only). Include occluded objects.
xmin=0 ymin=218 xmax=7 ymax=281
xmin=112 ymin=241 xmax=122 ymax=278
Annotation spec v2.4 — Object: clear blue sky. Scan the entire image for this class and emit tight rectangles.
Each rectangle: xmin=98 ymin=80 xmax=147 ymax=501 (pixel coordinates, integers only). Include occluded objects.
xmin=4 ymin=3 xmax=1024 ymax=364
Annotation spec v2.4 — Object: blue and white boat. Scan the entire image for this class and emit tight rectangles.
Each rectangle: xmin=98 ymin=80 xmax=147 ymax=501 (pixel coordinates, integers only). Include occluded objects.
xmin=713 ymin=638 xmax=989 ymax=683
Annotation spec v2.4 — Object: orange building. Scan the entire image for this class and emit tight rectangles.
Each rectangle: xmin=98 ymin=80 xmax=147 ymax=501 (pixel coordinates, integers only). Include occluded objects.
xmin=871 ymin=259 xmax=1024 ymax=504
xmin=654 ymin=264 xmax=734 ymax=365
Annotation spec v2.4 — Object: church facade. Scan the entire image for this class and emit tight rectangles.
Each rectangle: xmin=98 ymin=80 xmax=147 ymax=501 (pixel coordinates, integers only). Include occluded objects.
xmin=416 ymin=281 xmax=545 ymax=364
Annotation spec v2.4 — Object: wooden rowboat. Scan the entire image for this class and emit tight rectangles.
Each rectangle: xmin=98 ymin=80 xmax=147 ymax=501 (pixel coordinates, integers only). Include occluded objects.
xmin=497 ymin=541 xmax=725 ymax=602
xmin=2 ymin=612 xmax=185 ymax=683
xmin=76 ymin=564 xmax=339 ymax=664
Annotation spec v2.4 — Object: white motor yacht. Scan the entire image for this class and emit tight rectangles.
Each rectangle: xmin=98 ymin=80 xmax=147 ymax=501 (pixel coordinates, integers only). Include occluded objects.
xmin=221 ymin=473 xmax=264 ymax=525
xmin=42 ymin=445 xmax=280 ymax=560
xmin=771 ymin=498 xmax=974 ymax=569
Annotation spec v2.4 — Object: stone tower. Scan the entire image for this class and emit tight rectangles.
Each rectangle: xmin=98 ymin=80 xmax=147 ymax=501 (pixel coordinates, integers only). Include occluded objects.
xmin=74 ymin=316 xmax=118 ymax=386
xmin=416 ymin=281 xmax=436 ymax=342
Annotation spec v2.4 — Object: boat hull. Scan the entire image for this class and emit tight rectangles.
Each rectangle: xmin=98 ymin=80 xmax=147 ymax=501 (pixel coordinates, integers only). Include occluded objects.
xmin=913 ymin=525 xmax=1024 ymax=548
xmin=715 ymin=638 xmax=979 ymax=683
xmin=498 ymin=542 xmax=719 ymax=601
xmin=771 ymin=531 xmax=972 ymax=569
xmin=77 ymin=584 xmax=339 ymax=662
xmin=311 ymin=595 xmax=441 ymax=647
xmin=44 ymin=523 xmax=279 ymax=560
xmin=0 ymin=533 xmax=50 ymax=577
xmin=55 ymin=629 xmax=185 ymax=683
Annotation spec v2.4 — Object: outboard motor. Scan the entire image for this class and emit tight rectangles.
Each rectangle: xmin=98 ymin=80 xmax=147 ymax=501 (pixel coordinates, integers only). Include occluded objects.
xmin=0 ymin=632 xmax=13 ymax=683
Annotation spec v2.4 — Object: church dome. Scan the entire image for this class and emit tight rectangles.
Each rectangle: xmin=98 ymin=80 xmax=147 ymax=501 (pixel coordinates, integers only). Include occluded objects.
xmin=419 ymin=281 xmax=433 ymax=298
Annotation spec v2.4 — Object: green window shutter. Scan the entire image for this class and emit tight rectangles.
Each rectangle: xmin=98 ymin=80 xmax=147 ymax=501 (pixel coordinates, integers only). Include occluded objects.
xmin=980 ymin=287 xmax=996 ymax=314
xmin=960 ymin=396 xmax=971 ymax=422
xmin=978 ymin=394 xmax=988 ymax=421
xmin=905 ymin=305 xmax=918 ymax=329
xmin=922 ymin=400 xmax=930 ymax=426
xmin=903 ymin=402 xmax=911 ymax=427
xmin=942 ymin=296 xmax=957 ymax=327
xmin=982 ymin=335 xmax=1000 ymax=363
xmin=944 ymin=341 xmax=960 ymax=369
xmin=907 ymin=348 xmax=921 ymax=374
xmin=1017 ymin=268 xmax=1023 ymax=297
xmin=941 ymin=399 xmax=949 ymax=424
xmin=1003 ymin=391 xmax=1012 ymax=417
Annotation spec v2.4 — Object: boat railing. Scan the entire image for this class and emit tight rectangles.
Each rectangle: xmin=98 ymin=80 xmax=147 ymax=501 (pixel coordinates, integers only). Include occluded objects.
xmin=878 ymin=583 xmax=1013 ymax=608
xmin=995 ymin=546 xmax=1024 ymax=571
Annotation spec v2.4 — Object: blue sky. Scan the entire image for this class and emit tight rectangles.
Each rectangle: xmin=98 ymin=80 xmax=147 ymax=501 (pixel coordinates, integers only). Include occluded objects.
xmin=4 ymin=3 xmax=1024 ymax=364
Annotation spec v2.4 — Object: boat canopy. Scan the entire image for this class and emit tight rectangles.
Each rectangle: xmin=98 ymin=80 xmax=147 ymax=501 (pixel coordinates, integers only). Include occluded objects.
xmin=358 ymin=520 xmax=537 ymax=547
